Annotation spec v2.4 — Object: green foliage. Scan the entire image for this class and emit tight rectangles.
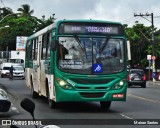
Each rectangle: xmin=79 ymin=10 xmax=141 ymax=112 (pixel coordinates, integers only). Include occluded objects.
xmin=125 ymin=23 xmax=160 ymax=69
xmin=17 ymin=4 xmax=34 ymax=16
xmin=0 ymin=4 xmax=55 ymax=51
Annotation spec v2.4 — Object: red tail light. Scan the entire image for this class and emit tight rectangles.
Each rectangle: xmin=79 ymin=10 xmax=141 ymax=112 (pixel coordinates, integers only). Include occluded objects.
xmin=142 ymin=75 xmax=146 ymax=80
xmin=128 ymin=75 xmax=131 ymax=81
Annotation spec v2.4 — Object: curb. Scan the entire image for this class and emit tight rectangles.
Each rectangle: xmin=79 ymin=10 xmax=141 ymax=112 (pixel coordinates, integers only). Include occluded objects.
xmin=147 ymin=81 xmax=160 ymax=85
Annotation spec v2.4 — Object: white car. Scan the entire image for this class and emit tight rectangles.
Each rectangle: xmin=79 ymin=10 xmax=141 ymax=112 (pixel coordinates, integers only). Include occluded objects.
xmin=13 ymin=66 xmax=25 ymax=79
xmin=1 ymin=67 xmax=10 ymax=77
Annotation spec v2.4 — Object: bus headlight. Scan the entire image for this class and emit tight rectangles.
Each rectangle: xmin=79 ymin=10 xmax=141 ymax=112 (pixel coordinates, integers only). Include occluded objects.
xmin=112 ymin=80 xmax=125 ymax=90
xmin=119 ymin=81 xmax=124 ymax=86
xmin=59 ymin=80 xmax=66 ymax=86
xmin=56 ymin=78 xmax=73 ymax=90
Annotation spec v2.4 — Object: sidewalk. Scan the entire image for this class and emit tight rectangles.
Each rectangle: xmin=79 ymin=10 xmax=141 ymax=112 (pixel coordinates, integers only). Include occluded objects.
xmin=147 ymin=81 xmax=160 ymax=85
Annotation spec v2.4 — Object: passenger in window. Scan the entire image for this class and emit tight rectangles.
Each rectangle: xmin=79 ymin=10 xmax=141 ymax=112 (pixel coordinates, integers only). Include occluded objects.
xmin=111 ymin=48 xmax=117 ymax=57
xmin=59 ymin=44 xmax=68 ymax=59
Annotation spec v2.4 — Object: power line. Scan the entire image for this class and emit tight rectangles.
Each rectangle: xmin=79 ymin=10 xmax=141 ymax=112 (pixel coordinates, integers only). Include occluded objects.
xmin=134 ymin=13 xmax=152 ymax=23
xmin=154 ymin=16 xmax=160 ymax=18
xmin=0 ymin=0 xmax=5 ymax=7
xmin=121 ymin=17 xmax=143 ymax=26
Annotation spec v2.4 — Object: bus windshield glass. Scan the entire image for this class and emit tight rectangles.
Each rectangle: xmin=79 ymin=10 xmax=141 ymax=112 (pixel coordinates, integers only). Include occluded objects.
xmin=57 ymin=36 xmax=125 ymax=74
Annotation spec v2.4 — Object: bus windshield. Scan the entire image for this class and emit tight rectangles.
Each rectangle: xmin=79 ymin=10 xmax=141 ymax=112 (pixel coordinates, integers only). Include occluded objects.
xmin=57 ymin=36 xmax=125 ymax=74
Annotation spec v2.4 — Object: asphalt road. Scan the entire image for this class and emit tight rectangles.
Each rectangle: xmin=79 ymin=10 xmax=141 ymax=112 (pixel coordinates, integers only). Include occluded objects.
xmin=0 ymin=77 xmax=160 ymax=128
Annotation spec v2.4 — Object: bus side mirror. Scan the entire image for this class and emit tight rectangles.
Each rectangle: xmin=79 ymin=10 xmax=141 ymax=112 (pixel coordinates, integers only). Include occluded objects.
xmin=51 ymin=39 xmax=58 ymax=51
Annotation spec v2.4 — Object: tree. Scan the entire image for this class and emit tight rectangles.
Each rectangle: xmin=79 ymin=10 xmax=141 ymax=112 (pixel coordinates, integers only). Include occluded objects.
xmin=35 ymin=15 xmax=56 ymax=32
xmin=17 ymin=4 xmax=34 ymax=16
xmin=0 ymin=4 xmax=56 ymax=51
xmin=124 ymin=22 xmax=160 ymax=69
xmin=0 ymin=13 xmax=38 ymax=50
xmin=0 ymin=7 xmax=13 ymax=19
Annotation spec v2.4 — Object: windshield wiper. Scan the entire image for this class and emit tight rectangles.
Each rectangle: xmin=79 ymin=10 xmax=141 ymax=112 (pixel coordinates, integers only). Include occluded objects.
xmin=99 ymin=36 xmax=111 ymax=53
xmin=74 ymin=36 xmax=85 ymax=52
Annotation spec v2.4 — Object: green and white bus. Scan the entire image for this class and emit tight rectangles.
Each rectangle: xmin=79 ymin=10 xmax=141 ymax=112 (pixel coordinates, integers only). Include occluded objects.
xmin=25 ymin=20 xmax=127 ymax=109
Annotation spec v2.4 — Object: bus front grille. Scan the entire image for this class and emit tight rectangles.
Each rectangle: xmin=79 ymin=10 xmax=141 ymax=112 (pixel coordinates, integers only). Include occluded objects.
xmin=76 ymin=86 xmax=108 ymax=90
xmin=70 ymin=78 xmax=114 ymax=84
xmin=79 ymin=92 xmax=105 ymax=98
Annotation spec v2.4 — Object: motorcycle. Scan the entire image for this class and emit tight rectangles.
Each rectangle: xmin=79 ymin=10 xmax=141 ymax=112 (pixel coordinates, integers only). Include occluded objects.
xmin=11 ymin=98 xmax=60 ymax=128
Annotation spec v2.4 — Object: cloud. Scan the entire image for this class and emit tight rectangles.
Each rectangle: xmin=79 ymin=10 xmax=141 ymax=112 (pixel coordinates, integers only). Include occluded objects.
xmin=2 ymin=0 xmax=160 ymax=28
xmin=83 ymin=0 xmax=160 ymax=28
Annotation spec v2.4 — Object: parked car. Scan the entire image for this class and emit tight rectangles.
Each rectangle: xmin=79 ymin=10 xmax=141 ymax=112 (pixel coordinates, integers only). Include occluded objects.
xmin=128 ymin=69 xmax=146 ymax=88
xmin=13 ymin=65 xmax=25 ymax=79
xmin=0 ymin=88 xmax=11 ymax=112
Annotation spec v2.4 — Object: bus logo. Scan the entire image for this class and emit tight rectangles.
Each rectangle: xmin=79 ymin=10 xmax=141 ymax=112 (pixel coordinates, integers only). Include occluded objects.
xmin=93 ymin=64 xmax=102 ymax=73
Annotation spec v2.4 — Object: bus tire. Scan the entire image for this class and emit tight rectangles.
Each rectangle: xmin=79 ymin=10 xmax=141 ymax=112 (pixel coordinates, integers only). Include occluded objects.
xmin=100 ymin=101 xmax=111 ymax=110
xmin=48 ymin=90 xmax=58 ymax=109
xmin=31 ymin=85 xmax=39 ymax=98
xmin=46 ymin=79 xmax=58 ymax=109
xmin=49 ymin=99 xmax=58 ymax=109
xmin=30 ymin=78 xmax=38 ymax=98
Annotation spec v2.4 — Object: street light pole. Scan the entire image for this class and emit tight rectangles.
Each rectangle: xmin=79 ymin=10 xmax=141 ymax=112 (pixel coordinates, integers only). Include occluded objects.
xmin=134 ymin=13 xmax=156 ymax=82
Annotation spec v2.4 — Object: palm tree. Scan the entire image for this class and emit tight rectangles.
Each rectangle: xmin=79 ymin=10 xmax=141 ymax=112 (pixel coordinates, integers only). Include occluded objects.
xmin=17 ymin=4 xmax=34 ymax=16
xmin=0 ymin=7 xmax=13 ymax=19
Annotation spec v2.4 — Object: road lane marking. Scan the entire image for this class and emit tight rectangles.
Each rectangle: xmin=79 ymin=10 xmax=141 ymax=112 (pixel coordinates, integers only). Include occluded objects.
xmin=120 ymin=93 xmax=160 ymax=121
xmin=120 ymin=114 xmax=134 ymax=120
xmin=128 ymin=93 xmax=160 ymax=104
xmin=11 ymin=107 xmax=20 ymax=113
xmin=11 ymin=103 xmax=20 ymax=113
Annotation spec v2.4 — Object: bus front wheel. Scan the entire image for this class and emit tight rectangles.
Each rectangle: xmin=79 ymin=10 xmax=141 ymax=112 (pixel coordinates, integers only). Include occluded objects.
xmin=31 ymin=85 xmax=39 ymax=98
xmin=49 ymin=99 xmax=58 ymax=108
xmin=100 ymin=101 xmax=111 ymax=110
xmin=30 ymin=78 xmax=39 ymax=98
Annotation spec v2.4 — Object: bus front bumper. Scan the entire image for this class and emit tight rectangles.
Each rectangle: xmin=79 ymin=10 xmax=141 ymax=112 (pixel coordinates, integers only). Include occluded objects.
xmin=55 ymin=86 xmax=127 ymax=102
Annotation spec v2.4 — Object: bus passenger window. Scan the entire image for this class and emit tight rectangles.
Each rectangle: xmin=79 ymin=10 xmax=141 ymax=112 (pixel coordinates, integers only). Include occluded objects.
xmin=46 ymin=33 xmax=51 ymax=58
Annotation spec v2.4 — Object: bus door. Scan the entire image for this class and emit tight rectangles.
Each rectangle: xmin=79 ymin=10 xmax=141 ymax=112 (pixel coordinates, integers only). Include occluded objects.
xmin=32 ymin=38 xmax=39 ymax=93
xmin=38 ymin=33 xmax=52 ymax=96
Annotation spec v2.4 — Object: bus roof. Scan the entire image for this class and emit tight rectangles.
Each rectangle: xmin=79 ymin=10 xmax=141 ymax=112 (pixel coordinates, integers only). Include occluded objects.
xmin=57 ymin=19 xmax=122 ymax=25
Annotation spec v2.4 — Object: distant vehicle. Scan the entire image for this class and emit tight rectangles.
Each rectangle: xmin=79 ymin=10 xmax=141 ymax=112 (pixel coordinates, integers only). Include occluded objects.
xmin=0 ymin=62 xmax=22 ymax=78
xmin=0 ymin=67 xmax=10 ymax=78
xmin=8 ymin=51 xmax=25 ymax=67
xmin=128 ymin=69 xmax=146 ymax=88
xmin=0 ymin=88 xmax=11 ymax=112
xmin=13 ymin=65 xmax=25 ymax=79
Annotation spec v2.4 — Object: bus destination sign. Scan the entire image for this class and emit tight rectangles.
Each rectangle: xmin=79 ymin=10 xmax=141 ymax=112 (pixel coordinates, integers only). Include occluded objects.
xmin=64 ymin=25 xmax=118 ymax=34
xmin=59 ymin=22 xmax=123 ymax=35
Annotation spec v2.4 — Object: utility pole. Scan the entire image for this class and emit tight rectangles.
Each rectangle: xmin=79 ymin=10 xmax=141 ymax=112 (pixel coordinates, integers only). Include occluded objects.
xmin=134 ymin=13 xmax=156 ymax=82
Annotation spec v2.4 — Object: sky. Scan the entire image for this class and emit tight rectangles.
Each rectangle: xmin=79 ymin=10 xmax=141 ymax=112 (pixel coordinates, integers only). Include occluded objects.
xmin=2 ymin=0 xmax=160 ymax=28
